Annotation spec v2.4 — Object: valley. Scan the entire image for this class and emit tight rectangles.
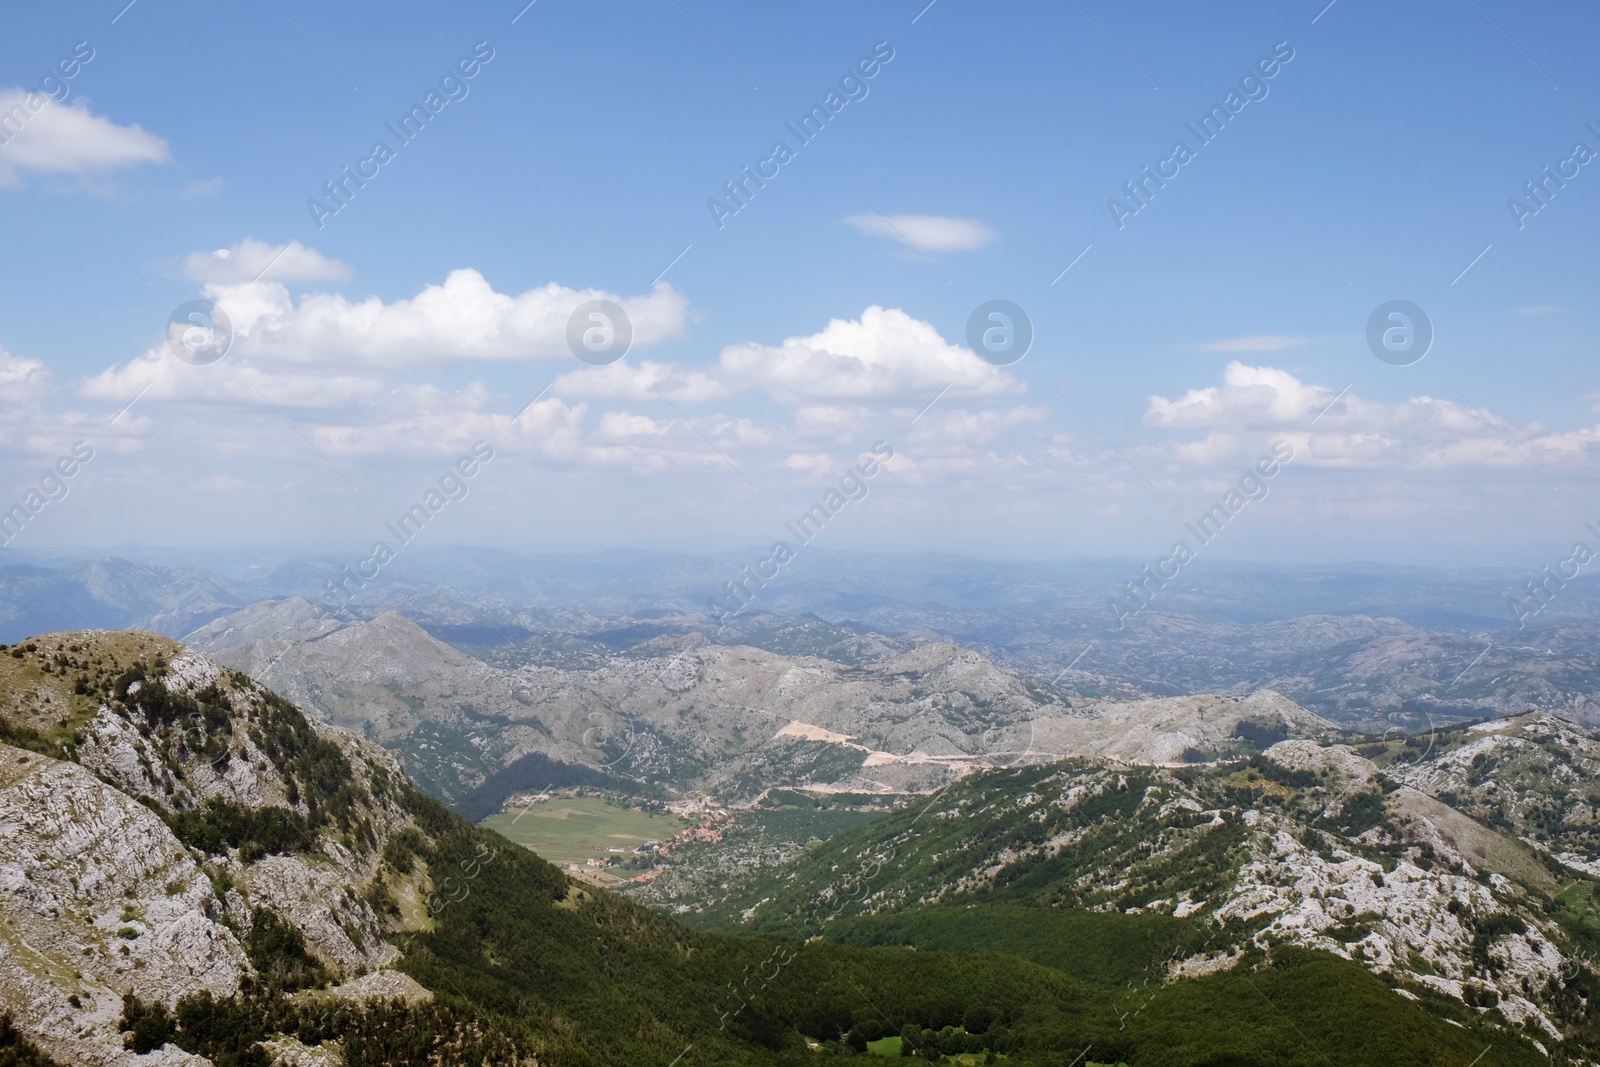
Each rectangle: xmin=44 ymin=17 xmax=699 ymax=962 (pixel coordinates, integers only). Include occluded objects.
xmin=479 ymin=793 xmax=688 ymax=884
xmin=4 ymin=587 xmax=1600 ymax=1063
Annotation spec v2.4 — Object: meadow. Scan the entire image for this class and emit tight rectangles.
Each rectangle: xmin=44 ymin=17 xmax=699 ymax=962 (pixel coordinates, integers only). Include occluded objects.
xmin=480 ymin=796 xmax=685 ymax=871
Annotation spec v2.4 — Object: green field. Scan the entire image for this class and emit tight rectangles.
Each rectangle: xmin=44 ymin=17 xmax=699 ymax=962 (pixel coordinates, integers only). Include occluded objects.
xmin=480 ymin=796 xmax=686 ymax=870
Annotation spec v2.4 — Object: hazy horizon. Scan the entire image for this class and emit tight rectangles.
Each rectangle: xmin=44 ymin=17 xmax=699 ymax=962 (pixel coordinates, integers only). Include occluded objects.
xmin=0 ymin=539 xmax=1587 ymax=575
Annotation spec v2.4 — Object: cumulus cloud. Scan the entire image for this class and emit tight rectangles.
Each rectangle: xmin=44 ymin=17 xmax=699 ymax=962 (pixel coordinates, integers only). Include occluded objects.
xmin=717 ymin=305 xmax=1022 ymax=402
xmin=0 ymin=345 xmax=122 ymax=460
xmin=183 ymin=239 xmax=350 ymax=285
xmin=908 ymin=404 xmax=1050 ymax=451
xmin=1144 ymin=361 xmax=1600 ymax=471
xmin=212 ymin=271 xmax=686 ymax=368
xmin=305 ymin=393 xmax=591 ymax=461
xmin=0 ymin=346 xmax=65 ymax=455
xmin=1146 ymin=362 xmax=1331 ymax=428
xmin=562 ymin=305 xmax=1023 ymax=409
xmin=81 ymin=269 xmax=691 ymax=407
xmin=844 ymin=214 xmax=996 ymax=251
xmin=0 ymin=92 xmax=168 ymax=184
xmin=1192 ymin=334 xmax=1311 ymax=352
xmin=596 ymin=411 xmax=675 ymax=440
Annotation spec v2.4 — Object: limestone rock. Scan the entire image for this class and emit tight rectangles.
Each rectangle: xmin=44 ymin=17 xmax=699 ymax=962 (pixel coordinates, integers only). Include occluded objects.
xmin=0 ymin=743 xmax=247 ymax=1066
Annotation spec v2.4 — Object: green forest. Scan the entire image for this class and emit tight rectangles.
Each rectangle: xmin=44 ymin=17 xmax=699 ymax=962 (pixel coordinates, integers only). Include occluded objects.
xmin=118 ymin=780 xmax=1550 ymax=1066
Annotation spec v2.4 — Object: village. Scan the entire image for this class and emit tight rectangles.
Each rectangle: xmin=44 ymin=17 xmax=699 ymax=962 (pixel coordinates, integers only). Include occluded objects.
xmin=498 ymin=785 xmax=893 ymax=888
xmin=501 ymin=787 xmax=736 ymax=884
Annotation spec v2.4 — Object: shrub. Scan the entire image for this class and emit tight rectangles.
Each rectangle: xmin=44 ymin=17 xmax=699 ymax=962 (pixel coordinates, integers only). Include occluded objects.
xmin=0 ymin=1013 xmax=64 ymax=1066
xmin=243 ymin=908 xmax=329 ymax=993
xmin=1233 ymin=719 xmax=1290 ymax=750
xmin=120 ymin=994 xmax=176 ymax=1054
xmin=382 ymin=827 xmax=427 ymax=875
xmin=164 ymin=799 xmax=312 ymax=858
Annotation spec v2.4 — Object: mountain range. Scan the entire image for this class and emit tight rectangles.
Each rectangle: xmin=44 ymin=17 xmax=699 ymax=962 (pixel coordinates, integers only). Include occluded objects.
xmin=1 ymin=627 xmax=1586 ymax=1065
xmin=181 ymin=596 xmax=1347 ymax=809
xmin=5 ymin=548 xmax=1600 ymax=738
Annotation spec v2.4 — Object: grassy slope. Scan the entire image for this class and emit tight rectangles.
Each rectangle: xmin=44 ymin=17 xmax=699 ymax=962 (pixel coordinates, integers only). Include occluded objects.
xmin=1110 ymin=946 xmax=1541 ymax=1067
xmin=399 ymin=786 xmax=1107 ymax=1065
xmin=686 ymin=760 xmax=1238 ymax=933
xmin=824 ymin=908 xmax=1543 ymax=1066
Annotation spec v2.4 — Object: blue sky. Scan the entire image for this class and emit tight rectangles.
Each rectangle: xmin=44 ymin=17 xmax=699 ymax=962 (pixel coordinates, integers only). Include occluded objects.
xmin=1 ymin=0 xmax=1598 ymax=568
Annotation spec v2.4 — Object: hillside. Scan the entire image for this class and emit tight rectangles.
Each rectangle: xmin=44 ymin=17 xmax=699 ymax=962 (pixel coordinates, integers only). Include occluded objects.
xmin=0 ymin=629 xmax=1564 ymax=1066
xmin=690 ymin=716 xmax=1600 ymax=1059
xmin=0 ymin=559 xmax=248 ymax=642
xmin=187 ymin=600 xmax=1086 ymax=802
xmin=0 ymin=630 xmax=791 ymax=1065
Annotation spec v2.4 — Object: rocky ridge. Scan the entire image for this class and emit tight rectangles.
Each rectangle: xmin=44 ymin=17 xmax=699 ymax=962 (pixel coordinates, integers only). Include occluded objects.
xmin=695 ymin=716 xmax=1600 ymax=1053
xmin=0 ymin=631 xmax=432 ymax=1065
xmin=187 ymin=599 xmax=1337 ymax=804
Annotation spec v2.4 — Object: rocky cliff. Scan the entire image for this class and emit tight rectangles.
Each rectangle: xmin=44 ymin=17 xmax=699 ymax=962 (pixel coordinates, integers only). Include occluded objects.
xmin=0 ymin=631 xmax=431 ymax=1066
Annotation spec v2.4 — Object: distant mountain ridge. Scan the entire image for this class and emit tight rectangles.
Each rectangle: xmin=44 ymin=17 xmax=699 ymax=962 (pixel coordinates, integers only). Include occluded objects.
xmin=185 ymin=598 xmax=1342 ymax=808
xmin=4 ymin=550 xmax=1600 ymax=733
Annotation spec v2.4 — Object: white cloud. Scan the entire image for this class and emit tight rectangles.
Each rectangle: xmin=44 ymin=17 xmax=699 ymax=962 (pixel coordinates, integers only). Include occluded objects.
xmin=717 ymin=305 xmax=1022 ymax=402
xmin=0 ymin=91 xmax=168 ymax=184
xmin=789 ymin=405 xmax=882 ymax=443
xmin=0 ymin=345 xmax=128 ymax=462
xmin=81 ymin=270 xmax=691 ymax=408
xmin=308 ymin=394 xmax=591 ymax=461
xmin=216 ymin=271 xmax=686 ymax=369
xmin=596 ymin=411 xmax=675 ymax=440
xmin=0 ymin=346 xmax=50 ymax=406
xmin=907 ymin=405 xmax=1050 ymax=451
xmin=1192 ymin=334 xmax=1310 ymax=352
xmin=844 ymin=214 xmax=996 ymax=251
xmin=1146 ymin=362 xmax=1330 ymax=428
xmin=562 ymin=306 xmax=1026 ymax=409
xmin=0 ymin=347 xmax=57 ymax=454
xmin=183 ymin=239 xmax=350 ymax=285
xmin=1143 ymin=361 xmax=1600 ymax=472
xmin=783 ymin=452 xmax=836 ymax=475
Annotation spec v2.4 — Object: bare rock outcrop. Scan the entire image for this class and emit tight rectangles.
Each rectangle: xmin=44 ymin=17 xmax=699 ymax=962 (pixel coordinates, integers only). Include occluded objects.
xmin=0 ymin=742 xmax=247 ymax=1065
